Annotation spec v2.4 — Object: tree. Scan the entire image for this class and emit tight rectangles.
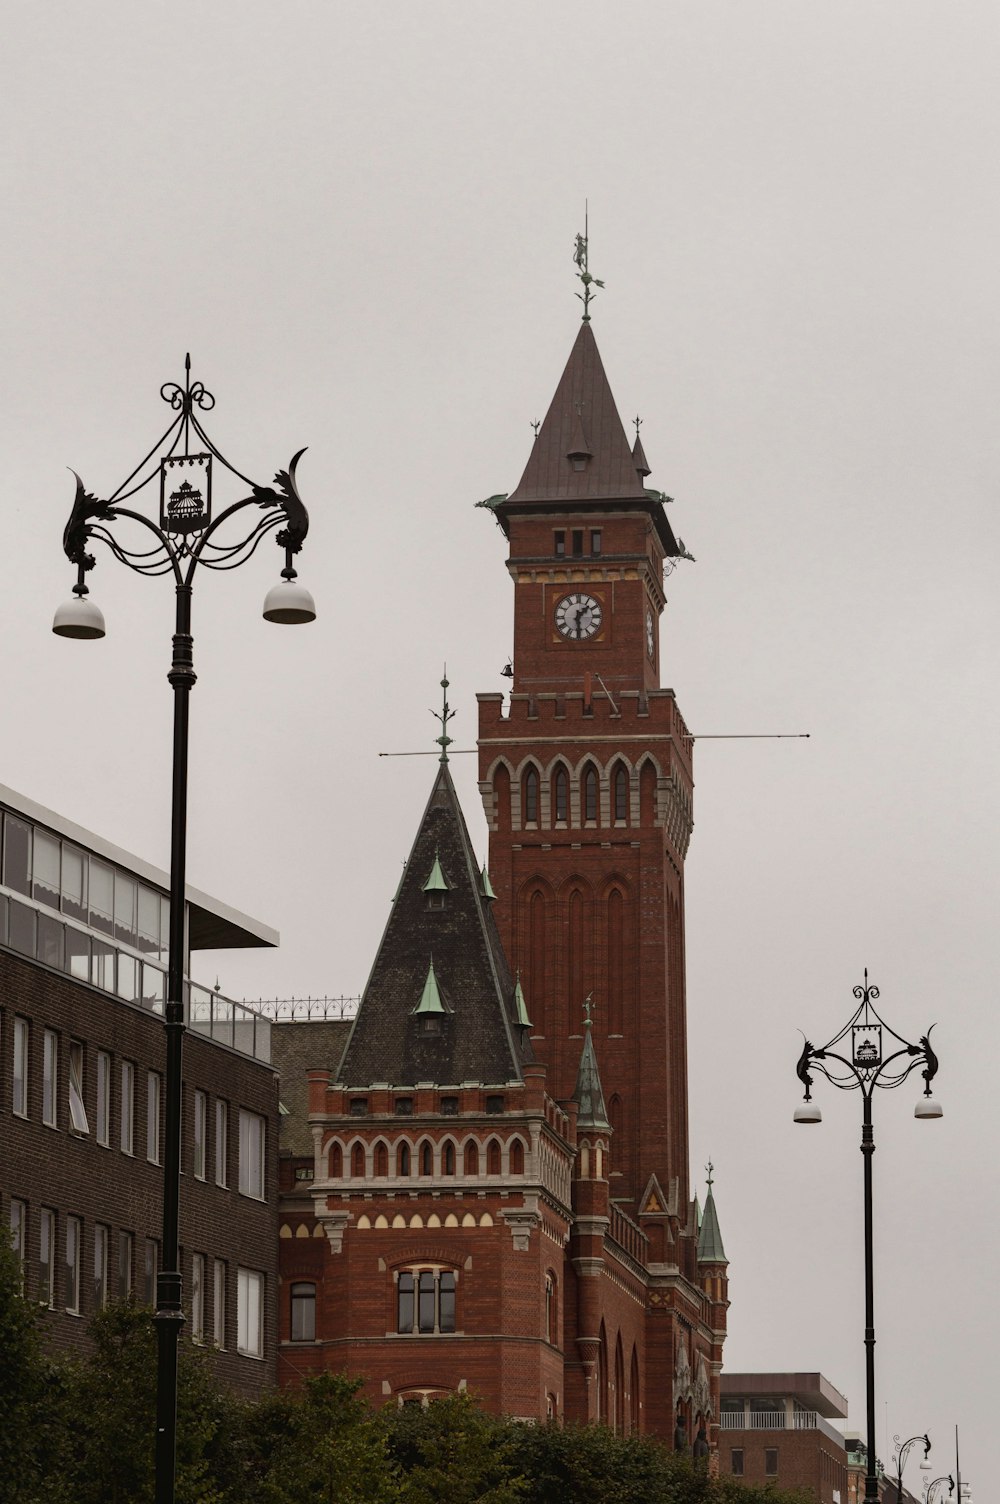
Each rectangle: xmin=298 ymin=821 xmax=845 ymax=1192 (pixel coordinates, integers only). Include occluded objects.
xmin=382 ymin=1393 xmax=525 ymax=1504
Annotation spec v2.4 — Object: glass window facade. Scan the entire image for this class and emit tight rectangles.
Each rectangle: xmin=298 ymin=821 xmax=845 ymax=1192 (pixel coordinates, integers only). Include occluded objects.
xmin=120 ymin=1061 xmax=135 ymax=1155
xmin=69 ymin=1040 xmax=90 ymax=1135
xmin=193 ymin=1090 xmax=207 ymax=1179
xmin=237 ymin=1268 xmax=263 ymax=1357
xmin=239 ymin=1110 xmax=265 ymax=1199
xmin=43 ymin=1030 xmax=58 ymax=1127
xmin=96 ymin=1051 xmax=111 ymax=1145
xmin=93 ymin=1224 xmax=109 ymax=1309
xmin=213 ymin=1260 xmax=227 ymax=1348
xmin=147 ymin=1072 xmax=161 ymax=1164
xmin=290 ymin=1282 xmax=316 ymax=1341
xmin=13 ymin=1017 xmax=28 ymax=1117
xmin=191 ymin=1253 xmax=205 ymax=1341
xmin=39 ymin=1208 xmax=55 ymax=1308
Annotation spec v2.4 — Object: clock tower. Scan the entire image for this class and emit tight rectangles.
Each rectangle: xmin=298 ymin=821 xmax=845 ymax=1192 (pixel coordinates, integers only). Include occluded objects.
xmin=478 ymin=310 xmax=722 ymax=1438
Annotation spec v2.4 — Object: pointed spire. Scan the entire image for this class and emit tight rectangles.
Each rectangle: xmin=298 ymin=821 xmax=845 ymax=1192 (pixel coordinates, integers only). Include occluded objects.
xmin=573 ymin=995 xmax=611 ymax=1131
xmin=422 ymin=849 xmax=450 ymax=892
xmin=412 ymin=959 xmax=447 ymax=1016
xmin=632 ymin=416 xmax=651 ymax=478
xmin=513 ymin=970 xmax=532 ymax=1029
xmin=697 ymin=1160 xmax=727 ymax=1264
xmin=572 ymin=208 xmax=605 ymax=323
xmin=431 ymin=669 xmax=454 ymax=763
xmin=507 ymin=324 xmax=647 ymax=505
xmin=480 ymin=864 xmax=497 ymax=901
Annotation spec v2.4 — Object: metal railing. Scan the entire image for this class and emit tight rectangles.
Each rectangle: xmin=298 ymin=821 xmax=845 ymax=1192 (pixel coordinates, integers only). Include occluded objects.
xmin=720 ymin=1410 xmax=820 ymax=1430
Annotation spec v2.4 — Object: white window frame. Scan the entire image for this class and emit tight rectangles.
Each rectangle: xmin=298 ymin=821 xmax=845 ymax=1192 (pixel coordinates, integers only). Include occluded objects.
xmin=193 ymin=1090 xmax=207 ymax=1181
xmin=10 ymin=1200 xmax=26 ymax=1289
xmin=215 ymin=1100 xmax=228 ymax=1188
xmin=93 ymin=1224 xmax=109 ymax=1309
xmin=237 ymin=1268 xmax=263 ymax=1358
xmin=13 ymin=1017 xmax=28 ymax=1118
xmin=69 ymin=1040 xmax=90 ymax=1135
xmin=39 ymin=1208 xmax=55 ymax=1307
xmin=191 ymin=1252 xmax=205 ymax=1341
xmin=238 ymin=1109 xmax=265 ymax=1200
xmin=43 ymin=1029 xmax=58 ymax=1128
xmin=147 ymin=1071 xmax=161 ymax=1164
xmin=120 ymin=1061 xmax=134 ymax=1155
xmin=96 ymin=1050 xmax=111 ymax=1146
xmin=118 ymin=1230 xmax=133 ymax=1301
xmin=213 ymin=1259 xmax=227 ymax=1348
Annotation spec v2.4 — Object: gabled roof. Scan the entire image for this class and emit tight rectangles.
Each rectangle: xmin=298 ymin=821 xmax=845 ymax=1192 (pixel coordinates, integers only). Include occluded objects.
xmin=507 ymin=323 xmax=648 ymax=505
xmin=573 ymin=1015 xmax=611 ymax=1131
xmin=337 ymin=763 xmax=532 ymax=1088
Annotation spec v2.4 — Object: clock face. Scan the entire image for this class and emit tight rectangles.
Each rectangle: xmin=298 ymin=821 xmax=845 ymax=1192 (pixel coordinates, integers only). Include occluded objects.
xmin=554 ymin=592 xmax=603 ymax=640
xmin=646 ymin=606 xmax=655 ymax=660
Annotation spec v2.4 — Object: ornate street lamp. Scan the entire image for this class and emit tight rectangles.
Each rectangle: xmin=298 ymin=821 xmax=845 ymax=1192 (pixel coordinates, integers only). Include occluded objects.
xmin=794 ymin=972 xmax=942 ymax=1504
xmin=53 ymin=356 xmax=315 ymax=1504
xmin=894 ymin=1433 xmax=932 ymax=1504
xmin=925 ymin=1475 xmax=951 ymax=1504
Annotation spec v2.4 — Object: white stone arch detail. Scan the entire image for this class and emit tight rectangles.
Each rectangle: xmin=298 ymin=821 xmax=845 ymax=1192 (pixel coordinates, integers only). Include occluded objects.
xmin=324 ymin=1135 xmax=347 ymax=1178
xmin=395 ymin=1133 xmax=416 ymax=1177
xmin=635 ymin=751 xmax=664 ymax=826
xmin=504 ymin=1132 xmax=528 ymax=1176
xmin=439 ymin=1135 xmax=459 ymax=1177
xmin=480 ymin=754 xmax=516 ymax=832
xmin=346 ymin=1135 xmax=368 ymax=1179
xmin=458 ymin=1132 xmax=482 ymax=1178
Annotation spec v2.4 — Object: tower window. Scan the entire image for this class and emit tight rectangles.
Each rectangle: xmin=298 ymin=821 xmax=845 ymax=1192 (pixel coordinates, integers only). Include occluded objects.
xmin=442 ymin=1141 xmax=455 ymax=1174
xmin=614 ymin=765 xmax=629 ymax=823
xmin=395 ymin=1097 xmax=413 ymax=1116
xmin=397 ymin=1142 xmax=410 ymax=1177
xmin=485 ymin=1094 xmax=504 ymax=1115
xmin=583 ymin=766 xmax=598 ymax=823
xmin=420 ymin=1140 xmax=433 ymax=1176
xmin=523 ymin=767 xmax=539 ymax=824
xmin=553 ymin=531 xmax=565 ymax=556
xmin=464 ymin=1141 xmax=479 ymax=1175
xmin=349 ymin=1097 xmax=368 ymax=1117
xmin=396 ymin=1268 xmax=457 ymax=1335
xmin=440 ymin=1096 xmax=459 ymax=1115
xmin=553 ymin=766 xmax=568 ymax=823
xmin=290 ymin=1282 xmax=316 ymax=1342
xmin=571 ymin=529 xmax=584 ymax=557
xmin=351 ymin=1143 xmax=365 ymax=1177
xmin=590 ymin=529 xmax=602 ymax=556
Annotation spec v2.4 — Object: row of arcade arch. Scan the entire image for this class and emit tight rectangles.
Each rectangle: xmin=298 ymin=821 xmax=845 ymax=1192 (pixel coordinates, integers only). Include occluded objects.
xmin=487 ymin=753 xmax=664 ymax=833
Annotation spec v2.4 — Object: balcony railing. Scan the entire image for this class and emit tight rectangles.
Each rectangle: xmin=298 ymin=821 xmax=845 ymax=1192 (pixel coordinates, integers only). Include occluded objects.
xmin=720 ymin=1411 xmax=820 ymax=1430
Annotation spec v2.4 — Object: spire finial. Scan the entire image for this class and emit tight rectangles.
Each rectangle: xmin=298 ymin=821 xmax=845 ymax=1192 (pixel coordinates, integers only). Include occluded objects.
xmin=573 ymin=204 xmax=605 ymax=323
xmin=432 ymin=667 xmax=455 ymax=763
xmin=531 ymin=418 xmax=540 ymax=439
xmin=634 ymin=414 xmax=642 ymax=441
xmin=706 ymin=1159 xmax=714 ymax=1190
xmin=582 ymin=991 xmax=594 ymax=1028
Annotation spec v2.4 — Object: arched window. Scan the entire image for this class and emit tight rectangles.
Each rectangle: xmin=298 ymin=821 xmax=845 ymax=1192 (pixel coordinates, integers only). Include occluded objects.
xmin=607 ymin=888 xmax=624 ymax=1035
xmin=583 ymin=764 xmax=598 ymax=823
xmin=329 ymin=1142 xmax=343 ymax=1178
xmin=397 ymin=1142 xmax=410 ymax=1177
xmin=420 ymin=1140 xmax=433 ymax=1177
xmin=494 ymin=763 xmax=511 ymax=830
xmin=630 ymin=1345 xmax=640 ymax=1434
xmin=597 ymin=1321 xmax=608 ymax=1424
xmin=615 ymin=1335 xmax=625 ymax=1434
xmin=442 ymin=1140 xmax=455 ymax=1175
xmin=640 ymin=759 xmax=657 ymax=824
xmin=350 ymin=1142 xmax=365 ymax=1178
xmin=374 ymin=1142 xmax=388 ymax=1177
xmin=614 ymin=764 xmax=629 ymax=823
xmin=464 ymin=1141 xmax=479 ymax=1176
xmin=486 ymin=1138 xmax=501 ymax=1175
xmin=509 ymin=1138 xmax=524 ymax=1175
xmin=290 ymin=1282 xmax=316 ymax=1342
xmin=523 ymin=766 xmax=539 ymax=824
xmin=545 ymin=1272 xmax=556 ymax=1344
xmin=553 ymin=765 xmax=569 ymax=823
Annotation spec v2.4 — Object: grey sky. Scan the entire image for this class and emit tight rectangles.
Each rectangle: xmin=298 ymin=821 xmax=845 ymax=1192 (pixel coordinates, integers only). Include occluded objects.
xmin=4 ymin=1 xmax=996 ymax=1488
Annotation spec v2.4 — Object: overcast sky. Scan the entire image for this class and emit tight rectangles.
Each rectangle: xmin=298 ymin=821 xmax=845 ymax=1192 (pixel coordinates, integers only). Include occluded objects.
xmin=4 ymin=0 xmax=996 ymax=1488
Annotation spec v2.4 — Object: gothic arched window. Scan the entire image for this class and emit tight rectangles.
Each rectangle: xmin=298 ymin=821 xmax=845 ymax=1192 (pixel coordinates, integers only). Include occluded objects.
xmin=329 ymin=1142 xmax=343 ymax=1178
xmin=350 ymin=1143 xmax=365 ymax=1178
xmin=442 ymin=1140 xmax=455 ymax=1175
xmin=523 ymin=766 xmax=539 ymax=824
xmin=397 ymin=1142 xmax=410 ymax=1177
xmin=614 ymin=764 xmax=629 ymax=823
xmin=509 ymin=1138 xmax=524 ymax=1174
xmin=420 ymin=1140 xmax=434 ymax=1177
xmin=464 ymin=1141 xmax=479 ymax=1176
xmin=583 ymin=764 xmax=598 ymax=822
xmin=374 ymin=1142 xmax=388 ymax=1177
xmin=553 ymin=765 xmax=569 ymax=823
xmin=486 ymin=1138 xmax=501 ymax=1175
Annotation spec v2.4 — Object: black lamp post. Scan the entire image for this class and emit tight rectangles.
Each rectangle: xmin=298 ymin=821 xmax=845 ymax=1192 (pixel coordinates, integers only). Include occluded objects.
xmin=893 ymin=1432 xmax=932 ymax=1504
xmin=925 ymin=1475 xmax=951 ymax=1504
xmin=53 ymin=356 xmax=316 ymax=1504
xmin=794 ymin=972 xmax=942 ymax=1504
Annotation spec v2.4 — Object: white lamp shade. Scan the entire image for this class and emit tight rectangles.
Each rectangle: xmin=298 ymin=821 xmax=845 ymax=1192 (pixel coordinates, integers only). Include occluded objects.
xmin=52 ymin=596 xmax=106 ymax=639
xmin=920 ymin=1459 xmax=933 ymax=1471
xmin=914 ymin=1098 xmax=943 ymax=1120
xmin=794 ymin=1103 xmax=822 ymax=1124
xmin=262 ymin=579 xmax=316 ymax=625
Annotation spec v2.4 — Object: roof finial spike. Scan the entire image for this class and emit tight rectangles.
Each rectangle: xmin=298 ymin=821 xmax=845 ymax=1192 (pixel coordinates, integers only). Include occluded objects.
xmin=582 ymin=991 xmax=594 ymax=1029
xmin=431 ymin=664 xmax=455 ymax=763
xmin=634 ymin=414 xmax=642 ymax=441
xmin=706 ymin=1159 xmax=714 ymax=1190
xmin=531 ymin=419 xmax=540 ymax=439
xmin=573 ymin=205 xmax=605 ymax=323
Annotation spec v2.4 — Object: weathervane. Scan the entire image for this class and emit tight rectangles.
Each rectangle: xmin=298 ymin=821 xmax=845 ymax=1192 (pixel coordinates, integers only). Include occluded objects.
xmin=432 ymin=669 xmax=455 ymax=763
xmin=634 ymin=415 xmax=642 ymax=441
xmin=573 ymin=206 xmax=605 ymax=323
xmin=582 ymin=991 xmax=595 ymax=1027
xmin=705 ymin=1159 xmax=714 ymax=1190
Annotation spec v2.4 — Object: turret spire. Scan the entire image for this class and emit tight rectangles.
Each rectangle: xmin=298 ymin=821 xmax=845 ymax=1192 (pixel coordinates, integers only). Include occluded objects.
xmin=697 ymin=1160 xmax=727 ymax=1264
xmin=573 ymin=205 xmax=605 ymax=323
xmin=573 ymin=994 xmax=611 ymax=1131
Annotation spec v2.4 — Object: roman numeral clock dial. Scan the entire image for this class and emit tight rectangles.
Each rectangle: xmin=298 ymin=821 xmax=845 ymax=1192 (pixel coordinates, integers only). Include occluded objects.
xmin=554 ymin=592 xmax=603 ymax=640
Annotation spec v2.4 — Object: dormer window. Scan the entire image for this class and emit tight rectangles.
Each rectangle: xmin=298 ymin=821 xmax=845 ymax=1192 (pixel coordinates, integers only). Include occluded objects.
xmin=427 ymin=892 xmax=445 ymax=911
xmin=422 ymin=850 xmax=450 ymax=910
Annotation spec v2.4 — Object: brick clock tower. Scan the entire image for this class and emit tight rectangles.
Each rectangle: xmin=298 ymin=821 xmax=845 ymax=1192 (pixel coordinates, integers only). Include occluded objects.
xmin=279 ymin=294 xmax=727 ymax=1447
xmin=476 ymin=313 xmax=728 ymax=1440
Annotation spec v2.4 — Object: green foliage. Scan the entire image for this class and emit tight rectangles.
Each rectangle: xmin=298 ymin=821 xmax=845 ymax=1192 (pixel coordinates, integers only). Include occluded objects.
xmin=509 ymin=1421 xmax=695 ymax=1504
xmin=382 ymin=1393 xmax=525 ymax=1504
xmin=236 ymin=1373 xmax=400 ymax=1504
xmin=0 ymin=1225 xmax=53 ymax=1503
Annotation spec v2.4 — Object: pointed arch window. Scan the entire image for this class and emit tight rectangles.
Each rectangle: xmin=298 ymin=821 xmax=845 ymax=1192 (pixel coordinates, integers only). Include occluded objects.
xmin=420 ymin=1140 xmax=433 ymax=1177
xmin=523 ymin=766 xmax=539 ymax=824
xmin=486 ymin=1138 xmax=501 ymax=1175
xmin=374 ymin=1142 xmax=389 ymax=1177
xmin=329 ymin=1142 xmax=343 ymax=1178
xmin=442 ymin=1141 xmax=455 ymax=1175
xmin=464 ymin=1141 xmax=479 ymax=1176
xmin=583 ymin=765 xmax=598 ymax=823
xmin=350 ymin=1143 xmax=365 ymax=1178
xmin=509 ymin=1139 xmax=524 ymax=1175
xmin=553 ymin=765 xmax=569 ymax=824
xmin=614 ymin=764 xmax=629 ymax=823
xmin=397 ymin=1142 xmax=410 ymax=1177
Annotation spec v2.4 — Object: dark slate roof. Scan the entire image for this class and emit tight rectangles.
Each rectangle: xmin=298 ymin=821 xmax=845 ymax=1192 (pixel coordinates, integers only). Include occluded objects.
xmin=573 ymin=1018 xmax=611 ymax=1131
xmin=507 ymin=323 xmax=647 ymax=504
xmin=697 ymin=1180 xmax=727 ymax=1264
xmin=337 ymin=763 xmax=533 ymax=1088
xmin=270 ymin=1019 xmax=352 ymax=1156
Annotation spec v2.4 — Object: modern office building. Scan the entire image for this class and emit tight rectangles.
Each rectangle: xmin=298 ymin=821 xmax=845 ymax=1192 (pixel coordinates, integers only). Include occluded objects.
xmin=0 ymin=782 xmax=280 ymax=1393
xmin=720 ymin=1372 xmax=850 ymax=1502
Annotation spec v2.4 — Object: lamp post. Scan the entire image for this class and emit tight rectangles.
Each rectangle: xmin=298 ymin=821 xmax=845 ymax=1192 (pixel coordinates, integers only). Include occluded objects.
xmin=893 ymin=1433 xmax=932 ymax=1504
xmin=794 ymin=972 xmax=942 ymax=1504
xmin=925 ymin=1476 xmax=951 ymax=1504
xmin=53 ymin=356 xmax=316 ymax=1504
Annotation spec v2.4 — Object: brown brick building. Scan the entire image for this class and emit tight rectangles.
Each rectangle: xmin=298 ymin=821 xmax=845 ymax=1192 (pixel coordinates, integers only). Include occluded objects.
xmin=276 ymin=314 xmax=729 ymax=1442
xmin=721 ymin=1373 xmax=850 ymax=1503
xmin=0 ymin=782 xmax=280 ymax=1393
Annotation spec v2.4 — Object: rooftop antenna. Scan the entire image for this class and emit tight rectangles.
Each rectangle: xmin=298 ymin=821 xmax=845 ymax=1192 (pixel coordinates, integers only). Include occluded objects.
xmin=573 ymin=203 xmax=604 ymax=322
